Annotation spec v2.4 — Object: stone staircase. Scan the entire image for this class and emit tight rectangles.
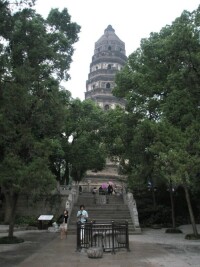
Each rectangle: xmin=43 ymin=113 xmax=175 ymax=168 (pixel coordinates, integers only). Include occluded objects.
xmin=68 ymin=192 xmax=139 ymax=235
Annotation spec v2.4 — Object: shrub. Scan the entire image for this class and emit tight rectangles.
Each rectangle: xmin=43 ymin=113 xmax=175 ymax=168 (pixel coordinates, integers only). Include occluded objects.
xmin=15 ymin=215 xmax=38 ymax=227
xmin=185 ymin=234 xmax=200 ymax=240
xmin=0 ymin=236 xmax=24 ymax=244
xmin=165 ymin=228 xmax=182 ymax=233
xmin=138 ymin=205 xmax=171 ymax=227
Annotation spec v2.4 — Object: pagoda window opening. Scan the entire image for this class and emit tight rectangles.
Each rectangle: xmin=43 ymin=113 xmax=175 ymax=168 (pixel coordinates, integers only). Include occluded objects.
xmin=107 ymin=64 xmax=112 ymax=69
xmin=106 ymin=83 xmax=110 ymax=89
xmin=108 ymin=46 xmax=111 ymax=51
xmin=104 ymin=104 xmax=110 ymax=110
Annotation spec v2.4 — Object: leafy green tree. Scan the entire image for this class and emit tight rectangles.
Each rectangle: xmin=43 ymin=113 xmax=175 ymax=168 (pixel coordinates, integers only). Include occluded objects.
xmin=100 ymin=107 xmax=127 ymax=160
xmin=114 ymin=6 xmax=200 ymax=236
xmin=64 ymin=99 xmax=106 ymax=182
xmin=49 ymin=99 xmax=107 ymax=185
xmin=0 ymin=0 xmax=80 ymax=238
xmin=151 ymin=122 xmax=186 ymax=229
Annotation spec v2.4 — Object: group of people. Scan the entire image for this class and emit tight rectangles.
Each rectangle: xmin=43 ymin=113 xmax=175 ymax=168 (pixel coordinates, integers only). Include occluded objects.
xmin=58 ymin=205 xmax=88 ymax=239
xmin=93 ymin=184 xmax=114 ymax=195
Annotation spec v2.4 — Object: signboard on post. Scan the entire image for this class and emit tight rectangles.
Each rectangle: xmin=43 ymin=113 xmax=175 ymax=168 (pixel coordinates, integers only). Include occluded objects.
xmin=38 ymin=215 xmax=53 ymax=221
xmin=38 ymin=215 xmax=54 ymax=230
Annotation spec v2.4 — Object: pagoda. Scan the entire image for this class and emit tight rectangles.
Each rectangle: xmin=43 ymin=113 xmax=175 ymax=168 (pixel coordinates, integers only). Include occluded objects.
xmin=85 ymin=25 xmax=127 ymax=109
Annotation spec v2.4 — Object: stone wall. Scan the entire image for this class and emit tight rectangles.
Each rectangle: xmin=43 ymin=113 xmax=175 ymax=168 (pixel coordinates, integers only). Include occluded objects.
xmin=0 ymin=192 xmax=68 ymax=220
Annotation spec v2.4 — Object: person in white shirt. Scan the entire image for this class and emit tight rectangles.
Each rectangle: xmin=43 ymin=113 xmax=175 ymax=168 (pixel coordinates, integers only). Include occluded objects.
xmin=77 ymin=205 xmax=88 ymax=223
xmin=77 ymin=205 xmax=88 ymax=240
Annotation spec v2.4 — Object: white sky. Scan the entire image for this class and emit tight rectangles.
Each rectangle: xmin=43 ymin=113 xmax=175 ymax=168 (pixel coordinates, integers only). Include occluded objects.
xmin=35 ymin=0 xmax=199 ymax=100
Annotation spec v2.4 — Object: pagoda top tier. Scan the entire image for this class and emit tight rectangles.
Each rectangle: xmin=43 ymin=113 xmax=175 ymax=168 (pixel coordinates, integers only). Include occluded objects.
xmin=94 ymin=25 xmax=126 ymax=55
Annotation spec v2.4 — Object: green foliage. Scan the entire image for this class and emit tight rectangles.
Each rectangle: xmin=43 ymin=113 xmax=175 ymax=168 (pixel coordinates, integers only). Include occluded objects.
xmin=46 ymin=8 xmax=81 ymax=80
xmin=0 ymin=1 xmax=80 ymax=194
xmin=113 ymin=5 xmax=200 ymax=194
xmin=101 ymin=107 xmax=127 ymax=159
xmin=111 ymin=6 xmax=200 ymax=235
xmin=65 ymin=99 xmax=106 ymax=181
xmin=15 ymin=215 xmax=37 ymax=226
xmin=0 ymin=1 xmax=81 ymax=235
xmin=45 ymin=193 xmax=62 ymax=210
xmin=48 ymin=98 xmax=107 ymax=183
xmin=138 ymin=205 xmax=171 ymax=227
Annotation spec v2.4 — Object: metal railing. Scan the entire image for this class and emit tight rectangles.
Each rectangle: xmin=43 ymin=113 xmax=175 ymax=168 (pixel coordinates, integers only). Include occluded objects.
xmin=76 ymin=221 xmax=130 ymax=254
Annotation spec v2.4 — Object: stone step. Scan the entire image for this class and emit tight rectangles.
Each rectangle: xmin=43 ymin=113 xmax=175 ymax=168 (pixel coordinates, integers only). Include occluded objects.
xmin=75 ymin=198 xmax=125 ymax=205
xmin=77 ymin=198 xmax=123 ymax=203
xmin=71 ymin=210 xmax=131 ymax=217
xmin=67 ymin=189 xmax=140 ymax=235
xmin=75 ymin=199 xmax=125 ymax=208
xmin=78 ymin=194 xmax=123 ymax=199
xmin=73 ymin=204 xmax=130 ymax=209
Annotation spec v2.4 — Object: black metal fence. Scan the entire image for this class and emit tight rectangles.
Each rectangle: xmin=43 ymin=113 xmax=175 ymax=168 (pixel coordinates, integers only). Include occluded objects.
xmin=76 ymin=221 xmax=130 ymax=253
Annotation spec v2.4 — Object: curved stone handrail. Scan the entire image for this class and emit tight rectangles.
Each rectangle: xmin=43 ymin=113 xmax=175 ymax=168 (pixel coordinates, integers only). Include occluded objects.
xmin=66 ymin=184 xmax=79 ymax=218
xmin=122 ymin=186 xmax=141 ymax=232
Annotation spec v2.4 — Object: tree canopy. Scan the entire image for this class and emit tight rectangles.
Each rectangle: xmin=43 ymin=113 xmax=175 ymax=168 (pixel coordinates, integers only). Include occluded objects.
xmin=0 ymin=0 xmax=80 ymax=236
xmin=112 ymin=6 xmax=200 ymax=235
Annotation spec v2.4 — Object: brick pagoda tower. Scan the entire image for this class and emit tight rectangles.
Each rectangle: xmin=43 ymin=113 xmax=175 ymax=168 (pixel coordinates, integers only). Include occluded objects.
xmin=85 ymin=25 xmax=127 ymax=109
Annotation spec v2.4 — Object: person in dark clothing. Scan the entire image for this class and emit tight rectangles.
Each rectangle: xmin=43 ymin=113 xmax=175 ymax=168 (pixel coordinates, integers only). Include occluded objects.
xmin=92 ymin=187 xmax=97 ymax=194
xmin=79 ymin=185 xmax=82 ymax=194
xmin=108 ymin=184 xmax=113 ymax=195
xmin=58 ymin=210 xmax=68 ymax=239
xmin=99 ymin=186 xmax=103 ymax=195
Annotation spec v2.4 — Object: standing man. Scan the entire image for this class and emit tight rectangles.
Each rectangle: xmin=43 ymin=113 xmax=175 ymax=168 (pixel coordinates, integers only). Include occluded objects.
xmin=77 ymin=205 xmax=88 ymax=223
xmin=77 ymin=205 xmax=88 ymax=241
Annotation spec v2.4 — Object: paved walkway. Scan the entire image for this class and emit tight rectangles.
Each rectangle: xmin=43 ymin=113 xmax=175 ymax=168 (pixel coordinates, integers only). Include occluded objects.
xmin=0 ymin=225 xmax=200 ymax=267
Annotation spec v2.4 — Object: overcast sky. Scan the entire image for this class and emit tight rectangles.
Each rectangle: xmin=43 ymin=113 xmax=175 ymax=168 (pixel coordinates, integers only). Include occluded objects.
xmin=35 ymin=0 xmax=200 ymax=100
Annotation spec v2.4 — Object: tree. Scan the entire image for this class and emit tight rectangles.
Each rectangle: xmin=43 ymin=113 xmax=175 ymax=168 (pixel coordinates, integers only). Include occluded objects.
xmin=49 ymin=99 xmax=107 ymax=185
xmin=64 ymin=99 xmax=106 ymax=182
xmin=100 ymin=107 xmax=127 ymax=160
xmin=114 ymin=6 xmax=200 ymax=236
xmin=151 ymin=122 xmax=187 ymax=229
xmin=0 ymin=0 xmax=80 ymax=238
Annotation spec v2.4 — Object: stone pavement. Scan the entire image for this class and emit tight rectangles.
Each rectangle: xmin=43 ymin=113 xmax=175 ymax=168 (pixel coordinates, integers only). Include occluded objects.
xmin=0 ymin=225 xmax=200 ymax=267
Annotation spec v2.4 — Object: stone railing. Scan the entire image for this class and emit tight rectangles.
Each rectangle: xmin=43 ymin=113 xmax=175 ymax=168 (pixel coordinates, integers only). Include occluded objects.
xmin=122 ymin=186 xmax=141 ymax=233
xmin=65 ymin=183 xmax=79 ymax=218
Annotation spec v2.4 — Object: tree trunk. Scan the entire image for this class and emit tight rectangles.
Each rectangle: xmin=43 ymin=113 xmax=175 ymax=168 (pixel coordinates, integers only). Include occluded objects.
xmin=149 ymin=175 xmax=157 ymax=210
xmin=152 ymin=189 xmax=156 ymax=210
xmin=183 ymin=180 xmax=198 ymax=236
xmin=169 ymin=187 xmax=176 ymax=228
xmin=4 ymin=191 xmax=19 ymax=238
xmin=4 ymin=191 xmax=12 ymax=224
xmin=56 ymin=180 xmax=60 ymax=191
